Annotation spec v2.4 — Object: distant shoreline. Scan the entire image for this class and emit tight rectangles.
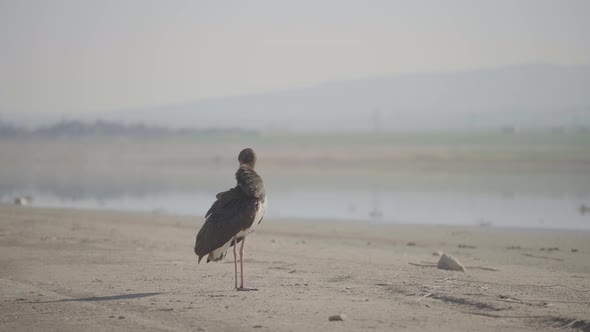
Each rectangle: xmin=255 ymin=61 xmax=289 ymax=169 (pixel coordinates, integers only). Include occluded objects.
xmin=1 ymin=131 xmax=589 ymax=174
xmin=3 ymin=205 xmax=589 ymax=233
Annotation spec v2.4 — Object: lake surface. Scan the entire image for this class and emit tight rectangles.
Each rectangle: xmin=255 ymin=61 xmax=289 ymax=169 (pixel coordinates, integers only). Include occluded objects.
xmin=2 ymin=172 xmax=589 ymax=230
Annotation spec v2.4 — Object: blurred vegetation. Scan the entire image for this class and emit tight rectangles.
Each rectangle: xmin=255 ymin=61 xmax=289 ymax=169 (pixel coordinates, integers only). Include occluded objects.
xmin=1 ymin=119 xmax=589 ymax=147
xmin=166 ymin=130 xmax=590 ymax=147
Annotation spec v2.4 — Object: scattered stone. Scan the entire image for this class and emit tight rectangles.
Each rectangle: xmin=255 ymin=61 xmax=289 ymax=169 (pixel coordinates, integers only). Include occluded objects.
xmin=541 ymin=247 xmax=559 ymax=252
xmin=506 ymin=245 xmax=521 ymax=250
xmin=253 ymin=325 xmax=263 ymax=328
xmin=329 ymin=314 xmax=346 ymax=321
xmin=522 ymin=253 xmax=564 ymax=261
xmin=109 ymin=315 xmax=115 ymax=318
xmin=432 ymin=251 xmax=442 ymax=257
xmin=437 ymin=253 xmax=466 ymax=272
xmin=458 ymin=244 xmax=476 ymax=249
xmin=117 ymin=316 xmax=125 ymax=319
xmin=571 ymin=248 xmax=579 ymax=253
xmin=406 ymin=242 xmax=416 ymax=247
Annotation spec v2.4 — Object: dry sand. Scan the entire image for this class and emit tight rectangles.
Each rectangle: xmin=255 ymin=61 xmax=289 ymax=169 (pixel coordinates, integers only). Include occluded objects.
xmin=0 ymin=205 xmax=589 ymax=331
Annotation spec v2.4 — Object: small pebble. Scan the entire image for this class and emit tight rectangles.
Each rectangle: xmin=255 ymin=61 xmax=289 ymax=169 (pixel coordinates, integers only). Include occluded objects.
xmin=571 ymin=248 xmax=579 ymax=253
xmin=406 ymin=242 xmax=416 ymax=247
xmin=329 ymin=314 xmax=346 ymax=321
xmin=117 ymin=316 xmax=125 ymax=319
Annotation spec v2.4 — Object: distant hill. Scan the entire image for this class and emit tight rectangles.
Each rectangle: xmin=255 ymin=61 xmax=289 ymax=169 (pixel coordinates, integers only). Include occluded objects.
xmin=6 ymin=63 xmax=590 ymax=132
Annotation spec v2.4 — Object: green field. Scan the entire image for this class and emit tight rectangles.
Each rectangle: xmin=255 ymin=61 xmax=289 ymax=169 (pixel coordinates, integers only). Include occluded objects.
xmin=149 ymin=130 xmax=590 ymax=147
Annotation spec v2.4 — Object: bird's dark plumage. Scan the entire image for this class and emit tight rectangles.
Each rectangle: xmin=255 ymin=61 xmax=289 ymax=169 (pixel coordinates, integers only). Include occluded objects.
xmin=194 ymin=148 xmax=267 ymax=264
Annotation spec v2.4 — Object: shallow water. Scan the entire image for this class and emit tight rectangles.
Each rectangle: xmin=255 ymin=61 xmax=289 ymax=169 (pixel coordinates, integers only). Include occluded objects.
xmin=2 ymin=172 xmax=589 ymax=230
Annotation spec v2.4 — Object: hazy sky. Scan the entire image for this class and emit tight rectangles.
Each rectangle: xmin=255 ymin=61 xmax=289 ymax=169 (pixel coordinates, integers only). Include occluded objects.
xmin=1 ymin=0 xmax=589 ymax=114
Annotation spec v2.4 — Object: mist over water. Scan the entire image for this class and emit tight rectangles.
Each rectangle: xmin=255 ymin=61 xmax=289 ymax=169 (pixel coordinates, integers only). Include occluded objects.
xmin=2 ymin=142 xmax=589 ymax=230
xmin=4 ymin=181 xmax=588 ymax=230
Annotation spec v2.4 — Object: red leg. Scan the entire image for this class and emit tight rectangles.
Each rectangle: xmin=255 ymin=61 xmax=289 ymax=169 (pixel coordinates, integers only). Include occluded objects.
xmin=237 ymin=236 xmax=257 ymax=291
xmin=239 ymin=237 xmax=245 ymax=288
xmin=232 ymin=236 xmax=238 ymax=290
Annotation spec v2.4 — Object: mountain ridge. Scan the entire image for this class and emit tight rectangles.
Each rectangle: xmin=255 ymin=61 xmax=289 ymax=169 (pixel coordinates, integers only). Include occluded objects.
xmin=5 ymin=63 xmax=590 ymax=131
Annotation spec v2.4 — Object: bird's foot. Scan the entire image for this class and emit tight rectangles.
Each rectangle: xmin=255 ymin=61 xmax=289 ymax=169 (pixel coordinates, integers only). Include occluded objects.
xmin=234 ymin=287 xmax=258 ymax=292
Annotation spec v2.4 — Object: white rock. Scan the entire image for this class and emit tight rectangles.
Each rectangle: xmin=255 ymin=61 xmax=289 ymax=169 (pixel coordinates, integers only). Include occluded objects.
xmin=437 ymin=253 xmax=466 ymax=272
xmin=14 ymin=197 xmax=28 ymax=206
xmin=14 ymin=195 xmax=33 ymax=206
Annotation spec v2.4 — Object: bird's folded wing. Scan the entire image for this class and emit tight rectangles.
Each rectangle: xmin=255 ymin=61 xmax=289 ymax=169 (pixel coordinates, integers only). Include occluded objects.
xmin=206 ymin=187 xmax=241 ymax=219
xmin=195 ymin=190 xmax=258 ymax=256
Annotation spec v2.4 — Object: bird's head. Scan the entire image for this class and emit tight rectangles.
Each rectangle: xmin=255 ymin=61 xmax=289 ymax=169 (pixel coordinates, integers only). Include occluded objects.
xmin=238 ymin=148 xmax=257 ymax=168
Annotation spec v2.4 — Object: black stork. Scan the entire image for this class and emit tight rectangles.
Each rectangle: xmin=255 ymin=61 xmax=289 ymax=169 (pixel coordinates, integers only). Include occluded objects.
xmin=194 ymin=148 xmax=267 ymax=291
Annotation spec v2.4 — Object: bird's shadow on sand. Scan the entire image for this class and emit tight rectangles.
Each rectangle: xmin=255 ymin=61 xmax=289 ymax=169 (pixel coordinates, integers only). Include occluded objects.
xmin=25 ymin=292 xmax=162 ymax=303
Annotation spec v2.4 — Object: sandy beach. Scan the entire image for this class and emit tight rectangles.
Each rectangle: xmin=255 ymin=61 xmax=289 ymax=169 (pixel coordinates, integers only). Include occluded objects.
xmin=1 ymin=205 xmax=589 ymax=331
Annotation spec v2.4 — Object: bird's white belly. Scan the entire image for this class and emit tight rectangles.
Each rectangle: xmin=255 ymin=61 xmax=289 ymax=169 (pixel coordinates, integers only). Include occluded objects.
xmin=209 ymin=240 xmax=232 ymax=261
xmin=236 ymin=196 xmax=267 ymax=238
